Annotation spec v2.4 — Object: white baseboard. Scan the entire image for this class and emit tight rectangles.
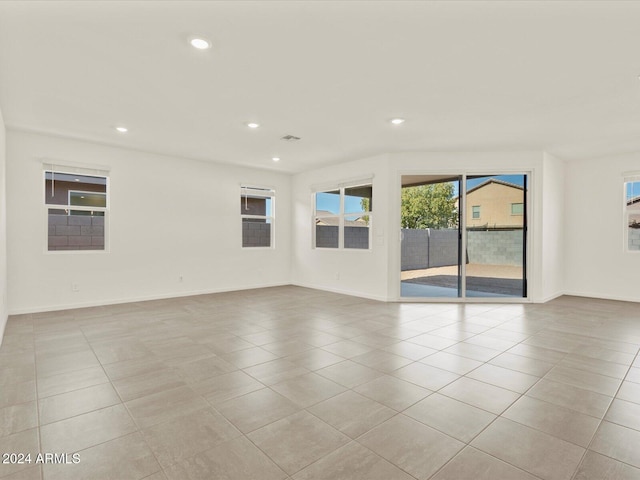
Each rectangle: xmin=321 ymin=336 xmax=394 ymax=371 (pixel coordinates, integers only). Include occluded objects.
xmin=14 ymin=285 xmax=634 ymax=316
xmin=535 ymin=291 xmax=565 ymax=303
xmin=0 ymin=312 xmax=7 ymax=346
xmin=562 ymin=290 xmax=640 ymax=304
xmin=291 ymin=281 xmax=389 ymax=302
xmin=8 ymin=282 xmax=291 ymax=315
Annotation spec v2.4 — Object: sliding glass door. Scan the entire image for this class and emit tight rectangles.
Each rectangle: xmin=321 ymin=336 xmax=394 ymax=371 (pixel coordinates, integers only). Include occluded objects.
xmin=400 ymin=175 xmax=462 ymax=298
xmin=400 ymin=173 xmax=527 ymax=299
xmin=464 ymin=175 xmax=527 ymax=298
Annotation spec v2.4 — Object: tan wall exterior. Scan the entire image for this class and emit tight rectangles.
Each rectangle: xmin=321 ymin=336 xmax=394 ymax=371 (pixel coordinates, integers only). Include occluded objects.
xmin=466 ymin=182 xmax=524 ymax=228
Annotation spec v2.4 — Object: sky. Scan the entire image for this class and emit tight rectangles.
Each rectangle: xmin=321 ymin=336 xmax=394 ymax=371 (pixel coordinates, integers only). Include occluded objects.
xmin=627 ymin=181 xmax=640 ymax=201
xmin=315 ymin=175 xmax=527 ymax=215
xmin=316 ymin=191 xmax=365 ymax=215
xmin=455 ymin=174 xmax=526 ymax=197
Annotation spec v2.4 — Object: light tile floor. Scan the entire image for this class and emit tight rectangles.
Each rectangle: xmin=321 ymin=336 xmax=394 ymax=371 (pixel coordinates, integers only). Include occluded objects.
xmin=1 ymin=286 xmax=639 ymax=480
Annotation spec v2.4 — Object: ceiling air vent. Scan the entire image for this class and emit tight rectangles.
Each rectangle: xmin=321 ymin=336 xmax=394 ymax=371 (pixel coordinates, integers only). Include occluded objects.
xmin=281 ymin=134 xmax=301 ymax=142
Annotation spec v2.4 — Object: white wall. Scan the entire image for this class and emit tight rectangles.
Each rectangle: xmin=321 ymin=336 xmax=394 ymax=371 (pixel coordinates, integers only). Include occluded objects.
xmin=536 ymin=152 xmax=565 ymax=301
xmin=291 ymin=154 xmax=390 ymax=301
xmin=292 ymin=151 xmax=554 ymax=302
xmin=564 ymin=152 xmax=640 ymax=302
xmin=6 ymin=131 xmax=291 ymax=313
xmin=11 ymin=128 xmax=614 ymax=313
xmin=0 ymin=109 xmax=7 ymax=342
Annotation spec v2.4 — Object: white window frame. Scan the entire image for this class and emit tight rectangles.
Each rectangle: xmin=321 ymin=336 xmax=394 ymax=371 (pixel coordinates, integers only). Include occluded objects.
xmin=44 ymin=168 xmax=110 ymax=254
xmin=241 ymin=185 xmax=275 ymax=249
xmin=624 ymin=173 xmax=640 ymax=253
xmin=313 ymin=182 xmax=373 ymax=250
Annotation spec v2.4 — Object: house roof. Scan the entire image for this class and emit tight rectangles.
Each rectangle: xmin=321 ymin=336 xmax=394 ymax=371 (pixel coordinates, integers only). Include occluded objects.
xmin=316 ymin=210 xmax=367 ymax=226
xmin=466 ymin=178 xmax=525 ymax=196
xmin=628 ymin=195 xmax=640 ymax=207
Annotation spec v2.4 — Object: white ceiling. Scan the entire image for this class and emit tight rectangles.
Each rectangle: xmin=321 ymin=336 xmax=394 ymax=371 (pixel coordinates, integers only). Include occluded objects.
xmin=1 ymin=1 xmax=640 ymax=174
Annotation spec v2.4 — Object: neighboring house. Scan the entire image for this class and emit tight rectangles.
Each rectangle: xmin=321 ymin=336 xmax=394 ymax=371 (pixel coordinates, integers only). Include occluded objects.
xmin=45 ymin=172 xmax=107 ymax=212
xmin=241 ymin=196 xmax=267 ymax=218
xmin=628 ymin=195 xmax=640 ymax=224
xmin=315 ymin=210 xmax=368 ymax=227
xmin=459 ymin=179 xmax=525 ymax=229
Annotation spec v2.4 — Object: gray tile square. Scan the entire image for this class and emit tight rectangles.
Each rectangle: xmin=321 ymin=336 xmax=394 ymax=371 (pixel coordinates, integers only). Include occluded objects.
xmin=164 ymin=436 xmax=287 ymax=480
xmin=431 ymin=447 xmax=540 ymax=480
xmin=308 ymin=390 xmax=396 ymax=438
xmin=439 ymin=377 xmax=520 ymax=414
xmin=359 ymin=414 xmax=464 ymax=479
xmin=471 ymin=417 xmax=585 ymax=480
xmin=215 ymin=388 xmax=299 ymax=433
xmin=292 ymin=441 xmax=415 ymax=480
xmin=404 ymin=393 xmax=496 ymax=443
xmin=354 ymin=374 xmax=432 ymax=411
xmin=248 ymin=411 xmax=350 ymax=475
xmin=590 ymin=421 xmax=640 ymax=468
xmin=270 ymin=372 xmax=346 ymax=408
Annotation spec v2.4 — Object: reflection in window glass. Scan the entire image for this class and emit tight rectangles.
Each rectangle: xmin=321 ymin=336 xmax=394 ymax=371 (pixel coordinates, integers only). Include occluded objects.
xmin=46 ymin=172 xmax=107 ymax=206
xmin=626 ymin=181 xmax=640 ymax=251
xmin=69 ymin=191 xmax=107 ymax=209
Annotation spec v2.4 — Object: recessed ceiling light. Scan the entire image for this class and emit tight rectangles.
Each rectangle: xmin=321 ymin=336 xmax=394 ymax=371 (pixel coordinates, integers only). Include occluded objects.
xmin=272 ymin=157 xmax=280 ymax=162
xmin=390 ymin=118 xmax=405 ymax=125
xmin=190 ymin=37 xmax=211 ymax=50
xmin=247 ymin=122 xmax=260 ymax=129
xmin=115 ymin=126 xmax=128 ymax=133
xmin=74 ymin=178 xmax=80 ymax=182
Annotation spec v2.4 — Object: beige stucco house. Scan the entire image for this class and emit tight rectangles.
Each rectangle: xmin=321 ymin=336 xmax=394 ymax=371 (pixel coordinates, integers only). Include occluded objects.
xmin=463 ymin=179 xmax=525 ymax=229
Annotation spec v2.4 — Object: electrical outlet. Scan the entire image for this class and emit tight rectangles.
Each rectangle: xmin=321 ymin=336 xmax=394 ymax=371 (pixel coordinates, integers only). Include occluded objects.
xmin=71 ymin=283 xmax=80 ymax=292
xmin=178 ymin=275 xmax=183 ymax=283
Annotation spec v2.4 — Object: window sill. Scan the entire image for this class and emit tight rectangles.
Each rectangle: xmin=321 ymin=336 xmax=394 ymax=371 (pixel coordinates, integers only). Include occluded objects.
xmin=313 ymin=247 xmax=373 ymax=253
xmin=45 ymin=249 xmax=109 ymax=255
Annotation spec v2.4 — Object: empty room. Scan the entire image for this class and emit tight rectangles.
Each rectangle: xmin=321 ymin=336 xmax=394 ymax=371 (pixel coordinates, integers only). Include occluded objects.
xmin=1 ymin=1 xmax=640 ymax=479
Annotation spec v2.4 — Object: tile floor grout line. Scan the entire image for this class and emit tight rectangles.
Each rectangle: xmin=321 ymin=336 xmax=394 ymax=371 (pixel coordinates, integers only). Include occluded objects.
xmin=349 ymin=387 xmax=533 ymax=480
xmin=460 ymin=314 xmax=587 ymax=477
xmin=78 ymin=323 xmax=166 ymax=480
xmin=410 ymin=325 xmax=579 ymax=479
xmin=569 ymin=346 xmax=640 ymax=480
xmin=424 ymin=445 xmax=546 ymax=480
xmin=3 ymin=290 xmax=640 ymax=479
xmin=30 ymin=313 xmax=44 ymax=480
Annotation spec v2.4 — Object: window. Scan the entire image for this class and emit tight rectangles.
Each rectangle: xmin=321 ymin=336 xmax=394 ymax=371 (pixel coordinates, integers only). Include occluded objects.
xmin=625 ymin=177 xmax=640 ymax=252
xmin=241 ymin=186 xmax=275 ymax=248
xmin=472 ymin=205 xmax=481 ymax=219
xmin=314 ymin=183 xmax=372 ymax=250
xmin=511 ymin=203 xmax=524 ymax=215
xmin=45 ymin=169 xmax=108 ymax=251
